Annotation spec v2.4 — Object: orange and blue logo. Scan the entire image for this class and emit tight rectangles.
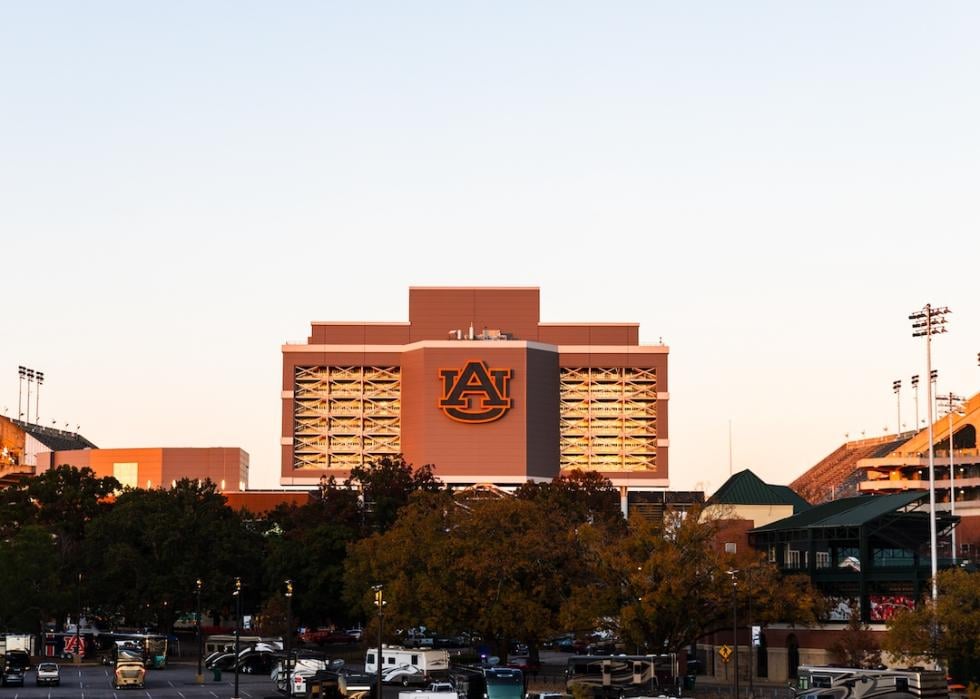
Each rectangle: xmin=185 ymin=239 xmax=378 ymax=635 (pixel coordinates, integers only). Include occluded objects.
xmin=438 ymin=361 xmax=512 ymax=423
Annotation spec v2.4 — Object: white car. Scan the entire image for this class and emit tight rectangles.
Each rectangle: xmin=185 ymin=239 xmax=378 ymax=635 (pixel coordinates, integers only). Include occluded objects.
xmin=35 ymin=663 xmax=61 ymax=687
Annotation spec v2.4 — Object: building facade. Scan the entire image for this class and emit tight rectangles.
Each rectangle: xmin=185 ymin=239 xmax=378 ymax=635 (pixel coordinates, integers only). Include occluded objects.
xmin=35 ymin=447 xmax=249 ymax=493
xmin=281 ymin=287 xmax=670 ymax=506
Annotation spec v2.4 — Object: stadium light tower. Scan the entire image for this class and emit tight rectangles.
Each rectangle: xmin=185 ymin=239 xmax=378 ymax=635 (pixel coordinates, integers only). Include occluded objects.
xmin=909 ymin=303 xmax=949 ymax=608
xmin=938 ymin=393 xmax=965 ymax=564
xmin=892 ymin=380 xmax=902 ymax=433
xmin=911 ymin=374 xmax=920 ymax=427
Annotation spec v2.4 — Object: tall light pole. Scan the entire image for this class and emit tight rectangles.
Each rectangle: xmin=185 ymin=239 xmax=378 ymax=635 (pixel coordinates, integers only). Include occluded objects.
xmin=17 ymin=366 xmax=26 ymax=421
xmin=195 ymin=579 xmax=204 ymax=684
xmin=728 ymin=570 xmax=739 ymax=699
xmin=938 ymin=393 xmax=965 ymax=564
xmin=285 ymin=580 xmax=293 ymax=698
xmin=893 ymin=380 xmax=902 ymax=433
xmin=909 ymin=303 xmax=949 ymax=607
xmin=233 ymin=577 xmax=242 ymax=699
xmin=35 ymin=371 xmax=44 ymax=423
xmin=75 ymin=572 xmax=82 ymax=664
xmin=373 ymin=585 xmax=385 ymax=699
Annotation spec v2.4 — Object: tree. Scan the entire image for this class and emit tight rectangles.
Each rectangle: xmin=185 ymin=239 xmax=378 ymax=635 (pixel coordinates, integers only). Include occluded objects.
xmin=515 ymin=469 xmax=626 ymax=532
xmin=885 ymin=568 xmax=980 ymax=682
xmin=262 ymin=481 xmax=362 ymax=628
xmin=0 ymin=465 xmax=120 ymax=630
xmin=347 ymin=455 xmax=443 ymax=533
xmin=345 ymin=491 xmax=584 ymax=660
xmin=82 ymin=479 xmax=262 ymax=630
xmin=0 ymin=525 xmax=63 ymax=634
xmin=829 ymin=605 xmax=882 ymax=668
xmin=564 ymin=507 xmax=823 ymax=654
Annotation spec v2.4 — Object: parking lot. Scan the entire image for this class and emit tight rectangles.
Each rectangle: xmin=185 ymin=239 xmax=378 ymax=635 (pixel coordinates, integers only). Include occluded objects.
xmin=0 ymin=662 xmax=279 ymax=699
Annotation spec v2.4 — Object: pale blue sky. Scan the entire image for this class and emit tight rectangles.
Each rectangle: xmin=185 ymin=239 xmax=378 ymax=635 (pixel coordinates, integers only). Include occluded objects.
xmin=2 ymin=2 xmax=978 ymax=493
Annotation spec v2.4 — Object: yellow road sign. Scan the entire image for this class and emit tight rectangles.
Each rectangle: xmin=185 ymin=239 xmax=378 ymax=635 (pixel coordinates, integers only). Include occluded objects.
xmin=718 ymin=644 xmax=733 ymax=663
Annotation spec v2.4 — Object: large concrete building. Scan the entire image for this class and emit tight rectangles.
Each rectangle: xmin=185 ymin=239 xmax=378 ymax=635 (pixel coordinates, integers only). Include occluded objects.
xmin=281 ymin=287 xmax=671 ymax=512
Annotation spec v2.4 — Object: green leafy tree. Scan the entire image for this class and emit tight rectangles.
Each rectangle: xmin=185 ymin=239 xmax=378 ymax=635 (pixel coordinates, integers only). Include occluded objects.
xmin=0 ymin=525 xmax=63 ymax=634
xmin=83 ymin=479 xmax=262 ymax=630
xmin=885 ymin=568 xmax=980 ymax=682
xmin=347 ymin=455 xmax=443 ymax=533
xmin=262 ymin=480 xmax=362 ymax=628
xmin=0 ymin=465 xmax=119 ymax=630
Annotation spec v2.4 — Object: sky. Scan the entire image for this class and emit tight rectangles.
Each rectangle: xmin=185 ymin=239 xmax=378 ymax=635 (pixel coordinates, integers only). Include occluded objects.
xmin=2 ymin=2 xmax=978 ymax=495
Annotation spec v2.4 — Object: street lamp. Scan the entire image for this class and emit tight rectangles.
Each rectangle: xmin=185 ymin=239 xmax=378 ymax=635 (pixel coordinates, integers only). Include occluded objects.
xmin=728 ymin=570 xmax=739 ymax=699
xmin=285 ymin=580 xmax=294 ymax=698
xmin=195 ymin=579 xmax=203 ymax=684
xmin=909 ymin=303 xmax=949 ymax=607
xmin=75 ymin=572 xmax=82 ymax=665
xmin=233 ymin=577 xmax=242 ymax=699
xmin=373 ymin=585 xmax=386 ymax=699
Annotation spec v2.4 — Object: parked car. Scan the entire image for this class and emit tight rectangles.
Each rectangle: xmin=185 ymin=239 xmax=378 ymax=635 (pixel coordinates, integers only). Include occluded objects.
xmin=239 ymin=651 xmax=276 ymax=674
xmin=36 ymin=662 xmax=61 ymax=687
xmin=2 ymin=665 xmax=25 ymax=687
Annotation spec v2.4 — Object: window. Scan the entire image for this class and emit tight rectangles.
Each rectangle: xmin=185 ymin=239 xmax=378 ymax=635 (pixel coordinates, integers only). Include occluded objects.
xmin=787 ymin=549 xmax=801 ymax=568
xmin=113 ymin=462 xmax=139 ymax=489
xmin=816 ymin=552 xmax=830 ymax=568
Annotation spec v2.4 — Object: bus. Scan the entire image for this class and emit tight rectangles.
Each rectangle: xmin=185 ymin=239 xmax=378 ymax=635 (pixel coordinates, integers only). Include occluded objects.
xmin=795 ymin=666 xmax=948 ymax=699
xmin=565 ymin=654 xmax=679 ymax=699
xmin=105 ymin=634 xmax=169 ymax=669
xmin=451 ymin=665 xmax=525 ymax=699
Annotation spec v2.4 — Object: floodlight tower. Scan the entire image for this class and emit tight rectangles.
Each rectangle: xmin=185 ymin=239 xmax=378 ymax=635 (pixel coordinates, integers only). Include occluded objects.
xmin=892 ymin=380 xmax=902 ymax=433
xmin=908 ymin=303 xmax=950 ymax=606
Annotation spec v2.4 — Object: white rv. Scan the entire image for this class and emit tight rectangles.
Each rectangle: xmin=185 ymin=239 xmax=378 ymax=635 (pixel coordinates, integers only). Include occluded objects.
xmin=365 ymin=645 xmax=450 ymax=686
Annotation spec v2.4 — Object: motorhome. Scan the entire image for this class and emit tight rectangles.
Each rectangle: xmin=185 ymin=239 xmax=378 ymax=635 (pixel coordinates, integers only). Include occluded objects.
xmin=565 ymin=654 xmax=678 ymax=698
xmin=364 ymin=645 xmax=450 ymax=685
xmin=795 ymin=666 xmax=949 ymax=699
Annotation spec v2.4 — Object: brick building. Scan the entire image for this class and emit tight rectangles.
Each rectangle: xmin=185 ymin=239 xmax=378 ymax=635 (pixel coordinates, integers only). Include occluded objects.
xmin=281 ymin=287 xmax=671 ymax=514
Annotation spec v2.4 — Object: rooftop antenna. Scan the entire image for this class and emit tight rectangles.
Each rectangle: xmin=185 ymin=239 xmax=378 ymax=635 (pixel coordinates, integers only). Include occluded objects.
xmin=728 ymin=419 xmax=733 ymax=476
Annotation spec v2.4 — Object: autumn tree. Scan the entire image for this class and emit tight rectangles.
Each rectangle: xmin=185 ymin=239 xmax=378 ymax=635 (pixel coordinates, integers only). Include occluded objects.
xmin=515 ymin=469 xmax=625 ymax=532
xmin=345 ymin=491 xmax=584 ymax=660
xmin=829 ymin=605 xmax=882 ymax=668
xmin=564 ymin=507 xmax=823 ymax=654
xmin=884 ymin=568 xmax=980 ymax=682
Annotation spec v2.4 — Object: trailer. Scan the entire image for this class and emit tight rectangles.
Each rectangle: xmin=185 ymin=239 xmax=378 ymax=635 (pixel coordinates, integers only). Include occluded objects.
xmin=565 ymin=654 xmax=679 ymax=699
xmin=365 ymin=645 xmax=450 ymax=686
xmin=795 ymin=666 xmax=949 ymax=699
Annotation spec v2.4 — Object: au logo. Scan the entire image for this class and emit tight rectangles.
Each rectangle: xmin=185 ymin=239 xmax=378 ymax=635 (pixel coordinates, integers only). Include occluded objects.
xmin=438 ymin=361 xmax=512 ymax=424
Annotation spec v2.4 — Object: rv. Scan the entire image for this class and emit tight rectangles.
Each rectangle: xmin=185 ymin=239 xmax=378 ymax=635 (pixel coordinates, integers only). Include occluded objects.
xmin=565 ymin=654 xmax=679 ymax=699
xmin=365 ymin=645 xmax=450 ymax=686
xmin=795 ymin=666 xmax=949 ymax=699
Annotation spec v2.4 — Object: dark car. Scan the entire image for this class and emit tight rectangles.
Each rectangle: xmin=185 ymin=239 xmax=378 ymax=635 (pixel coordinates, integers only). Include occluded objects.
xmin=239 ymin=651 xmax=276 ymax=674
xmin=2 ymin=665 xmax=25 ymax=687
